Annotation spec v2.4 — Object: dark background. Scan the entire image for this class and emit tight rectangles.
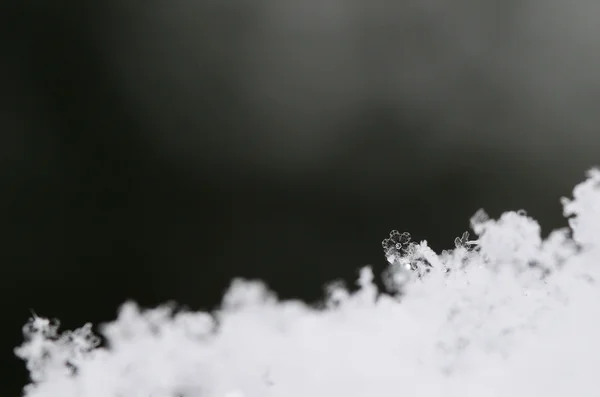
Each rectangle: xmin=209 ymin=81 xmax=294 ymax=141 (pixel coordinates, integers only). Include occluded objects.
xmin=1 ymin=2 xmax=598 ymax=395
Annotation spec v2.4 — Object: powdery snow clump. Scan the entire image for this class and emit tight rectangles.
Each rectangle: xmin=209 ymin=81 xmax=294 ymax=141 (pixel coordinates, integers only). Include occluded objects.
xmin=14 ymin=169 xmax=600 ymax=397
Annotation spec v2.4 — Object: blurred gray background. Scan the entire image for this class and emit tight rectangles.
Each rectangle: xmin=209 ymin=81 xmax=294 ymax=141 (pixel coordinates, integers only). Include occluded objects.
xmin=1 ymin=1 xmax=598 ymax=394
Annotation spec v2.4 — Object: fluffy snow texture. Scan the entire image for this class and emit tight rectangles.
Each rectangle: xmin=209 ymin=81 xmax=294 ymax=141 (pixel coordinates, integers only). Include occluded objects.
xmin=15 ymin=169 xmax=600 ymax=397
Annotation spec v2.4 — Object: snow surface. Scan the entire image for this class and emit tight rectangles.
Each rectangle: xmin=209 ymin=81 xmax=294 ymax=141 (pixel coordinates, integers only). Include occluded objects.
xmin=15 ymin=169 xmax=600 ymax=397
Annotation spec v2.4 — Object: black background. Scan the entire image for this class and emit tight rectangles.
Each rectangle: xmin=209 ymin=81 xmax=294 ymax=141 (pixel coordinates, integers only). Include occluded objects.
xmin=1 ymin=3 xmax=597 ymax=396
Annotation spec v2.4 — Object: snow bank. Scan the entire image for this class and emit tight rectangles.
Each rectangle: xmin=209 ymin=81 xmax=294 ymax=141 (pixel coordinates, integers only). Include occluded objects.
xmin=15 ymin=169 xmax=600 ymax=397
